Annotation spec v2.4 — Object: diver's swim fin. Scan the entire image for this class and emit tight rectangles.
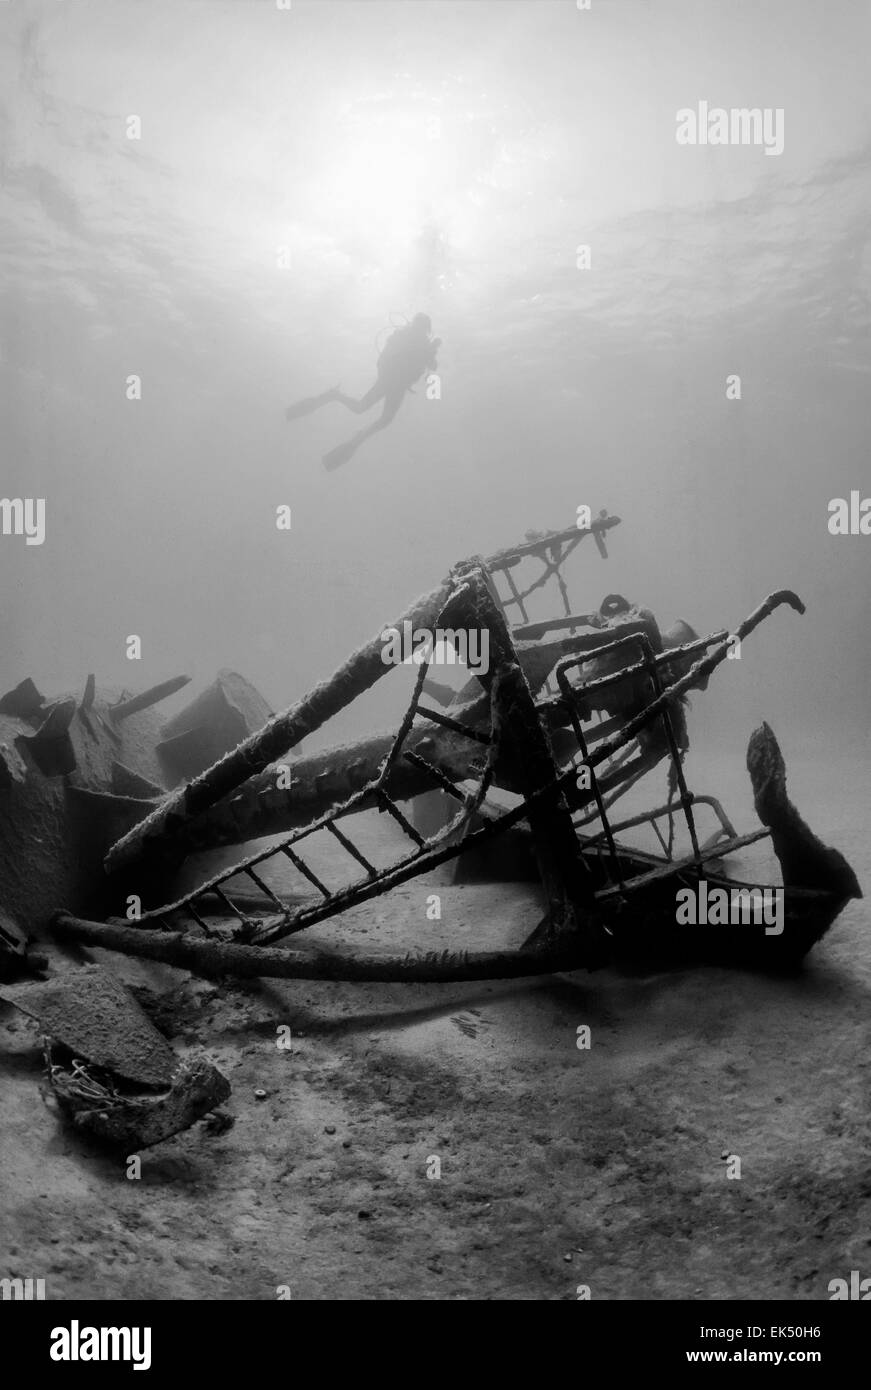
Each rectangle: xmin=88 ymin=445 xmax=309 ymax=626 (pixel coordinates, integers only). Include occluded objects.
xmin=322 ymin=438 xmax=359 ymax=471
xmin=285 ymin=385 xmax=339 ymax=422
xmin=285 ymin=396 xmax=322 ymax=421
xmin=325 ymin=433 xmax=369 ymax=472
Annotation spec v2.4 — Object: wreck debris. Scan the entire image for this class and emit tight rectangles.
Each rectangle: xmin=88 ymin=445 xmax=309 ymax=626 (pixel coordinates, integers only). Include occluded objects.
xmin=52 ymin=721 xmax=860 ymax=977
xmin=47 ymin=511 xmax=859 ymax=980
xmin=102 ymin=518 xmax=623 ymax=877
xmin=0 ymin=677 xmax=45 ymax=721
xmin=51 ymin=912 xmax=590 ymax=982
xmin=0 ymin=910 xmax=46 ymax=980
xmin=80 ymin=673 xmax=96 ymax=713
xmin=98 ymin=585 xmax=803 ymax=945
xmin=22 ymin=698 xmax=78 ymax=775
xmin=0 ymin=965 xmax=178 ymax=1088
xmin=748 ymin=721 xmax=861 ymax=908
xmin=156 ymin=670 xmax=273 ymax=784
xmin=109 ymin=675 xmax=192 ymax=723
xmin=102 ymin=576 xmax=462 ymax=876
xmin=0 ymin=665 xmax=277 ymax=935
xmin=0 ymin=740 xmax=28 ymax=790
xmin=1 ymin=964 xmax=230 ymax=1147
xmin=45 ymin=1048 xmax=231 ymax=1150
xmin=0 ymin=511 xmax=857 ymax=1001
xmin=110 ymin=760 xmax=165 ymax=800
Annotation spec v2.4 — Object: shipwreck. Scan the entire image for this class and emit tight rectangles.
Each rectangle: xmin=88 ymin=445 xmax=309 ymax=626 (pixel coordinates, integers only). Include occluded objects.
xmin=0 ymin=510 xmax=860 ymax=1144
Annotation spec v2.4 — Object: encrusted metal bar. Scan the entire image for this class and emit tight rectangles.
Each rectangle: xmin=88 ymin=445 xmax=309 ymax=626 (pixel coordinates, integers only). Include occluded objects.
xmin=403 ymin=749 xmax=466 ymax=803
xmin=211 ymin=885 xmax=248 ymax=923
xmin=184 ymin=899 xmax=215 ymax=936
xmin=280 ymin=846 xmax=330 ymax=897
xmin=415 ymin=704 xmax=491 ymax=744
xmin=555 ymin=662 xmax=625 ymax=892
xmin=500 ymin=563 xmax=530 ymax=623
xmin=104 ymin=575 xmax=460 ymax=875
xmin=514 ymin=534 xmax=583 ymax=606
xmin=325 ymin=820 xmax=378 ymax=878
xmin=594 ymin=828 xmax=772 ymax=901
xmin=109 ymin=675 xmax=191 ymax=722
xmin=243 ymin=866 xmax=287 ymax=912
xmin=377 ymin=790 xmax=426 ymax=847
xmin=483 ymin=515 xmax=620 ymax=571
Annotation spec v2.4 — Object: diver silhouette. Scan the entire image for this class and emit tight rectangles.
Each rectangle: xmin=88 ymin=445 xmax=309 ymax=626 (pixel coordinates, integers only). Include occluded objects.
xmin=285 ymin=313 xmax=440 ymax=471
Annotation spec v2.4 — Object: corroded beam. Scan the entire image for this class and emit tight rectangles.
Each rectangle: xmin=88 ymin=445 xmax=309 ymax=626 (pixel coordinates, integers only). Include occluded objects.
xmin=104 ymin=577 xmax=459 ymax=876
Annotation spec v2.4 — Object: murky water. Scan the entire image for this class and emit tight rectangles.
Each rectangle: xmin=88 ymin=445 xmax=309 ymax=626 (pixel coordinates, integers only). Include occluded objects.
xmin=1 ymin=0 xmax=869 ymax=761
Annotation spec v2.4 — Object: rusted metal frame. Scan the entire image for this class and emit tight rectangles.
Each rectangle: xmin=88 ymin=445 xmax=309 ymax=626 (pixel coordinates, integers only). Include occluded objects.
xmin=482 ymin=515 xmax=620 ymax=571
xmin=131 ymin=677 xmax=617 ymax=935
xmin=577 ymin=593 xmax=804 ymax=792
xmin=280 ymin=844 xmax=330 ymax=897
xmin=325 ymin=821 xmax=377 ymax=879
xmin=403 ymin=749 xmax=469 ymax=806
xmin=183 ymin=898 xmax=217 ymax=937
xmin=448 ymin=674 xmax=503 ymax=837
xmin=456 ymin=565 xmax=596 ymax=936
xmin=249 ymin=785 xmax=560 ymax=944
xmin=164 ymin=624 xmax=661 ymax=865
xmin=124 ymin=589 xmax=503 ymax=930
xmin=515 ymin=612 xmax=603 ymax=640
xmin=104 ymin=574 xmax=461 ymax=876
xmin=571 ymin=746 xmax=667 ymax=825
xmin=375 ymin=643 xmax=433 ymax=791
xmin=170 ymin=722 xmax=483 ymax=858
xmin=53 ymin=619 xmax=813 ymax=973
xmin=414 ymin=705 xmax=491 ymax=745
xmin=376 ymin=790 xmax=426 ymax=847
xmin=551 ymin=543 xmax=575 ymax=623
xmin=651 ymin=816 xmax=671 ymax=857
xmin=546 ymin=543 xmax=577 ymax=693
xmin=373 ymin=581 xmax=476 ymax=794
xmin=129 ymin=771 xmax=385 ymax=927
xmin=557 ymin=627 xmax=730 ymax=701
xmin=499 ymin=563 xmax=530 ymax=623
xmin=579 ymin=793 xmax=737 ymax=856
xmin=145 ymin=624 xmax=659 ymax=865
xmin=636 ymin=636 xmax=702 ymax=865
xmin=512 ymin=533 xmax=584 ymax=606
xmin=557 ymin=631 xmax=704 ymax=863
xmin=593 ymin=828 xmax=772 ymax=902
xmin=554 ymin=592 xmax=805 ymax=882
xmin=125 ymin=589 xmax=803 ymax=941
xmin=373 ymin=582 xmax=502 ymax=850
xmin=250 ymin=565 xmax=593 ymax=947
xmin=537 ymin=701 xmax=629 ymax=750
xmin=212 ymin=885 xmax=250 ymax=925
xmin=555 ymin=663 xmax=625 ymax=892
xmin=128 ymin=706 xmax=494 ymax=931
xmin=696 ymin=796 xmax=738 ymax=846
xmin=243 ymin=865 xmax=287 ymax=912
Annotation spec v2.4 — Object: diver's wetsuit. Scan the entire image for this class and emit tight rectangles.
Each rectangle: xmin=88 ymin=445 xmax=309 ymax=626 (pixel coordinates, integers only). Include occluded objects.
xmin=285 ymin=320 xmax=440 ymax=469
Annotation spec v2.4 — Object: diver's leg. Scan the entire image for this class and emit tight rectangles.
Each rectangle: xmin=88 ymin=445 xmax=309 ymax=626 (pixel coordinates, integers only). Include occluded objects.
xmin=330 ymin=381 xmax=385 ymax=415
xmin=285 ymin=383 xmax=342 ymax=421
xmin=322 ymin=393 xmax=404 ymax=471
xmin=340 ymin=392 xmax=403 ymax=445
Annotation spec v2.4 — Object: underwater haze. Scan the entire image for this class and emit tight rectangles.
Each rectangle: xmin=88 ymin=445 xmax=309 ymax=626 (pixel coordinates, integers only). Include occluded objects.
xmin=2 ymin=0 xmax=870 ymax=761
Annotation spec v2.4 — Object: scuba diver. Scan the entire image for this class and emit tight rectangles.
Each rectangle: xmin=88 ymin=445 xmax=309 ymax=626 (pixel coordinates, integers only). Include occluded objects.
xmin=285 ymin=313 xmax=441 ymax=471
